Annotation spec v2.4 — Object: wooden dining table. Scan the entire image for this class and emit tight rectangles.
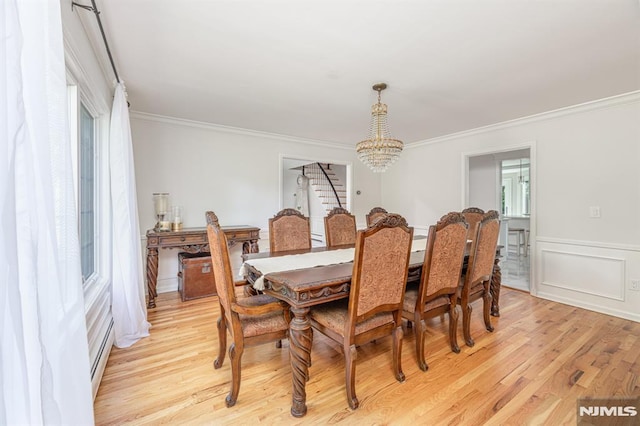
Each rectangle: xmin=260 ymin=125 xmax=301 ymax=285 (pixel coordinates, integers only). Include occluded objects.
xmin=241 ymin=242 xmax=502 ymax=417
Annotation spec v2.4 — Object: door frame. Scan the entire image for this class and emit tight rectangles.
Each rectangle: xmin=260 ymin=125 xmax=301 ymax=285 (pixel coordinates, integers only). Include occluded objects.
xmin=461 ymin=141 xmax=537 ymax=294
xmin=279 ymin=154 xmax=353 ymax=212
xmin=279 ymin=154 xmax=353 ymax=242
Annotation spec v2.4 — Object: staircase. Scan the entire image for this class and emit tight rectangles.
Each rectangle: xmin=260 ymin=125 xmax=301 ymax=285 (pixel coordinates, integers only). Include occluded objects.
xmin=304 ymin=163 xmax=347 ymax=214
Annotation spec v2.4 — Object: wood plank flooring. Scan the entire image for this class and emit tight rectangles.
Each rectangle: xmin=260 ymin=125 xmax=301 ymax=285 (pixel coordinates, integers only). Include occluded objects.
xmin=93 ymin=289 xmax=640 ymax=425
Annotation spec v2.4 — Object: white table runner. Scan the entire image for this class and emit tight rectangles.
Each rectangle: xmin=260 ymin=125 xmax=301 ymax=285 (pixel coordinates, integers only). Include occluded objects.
xmin=241 ymin=237 xmax=427 ymax=290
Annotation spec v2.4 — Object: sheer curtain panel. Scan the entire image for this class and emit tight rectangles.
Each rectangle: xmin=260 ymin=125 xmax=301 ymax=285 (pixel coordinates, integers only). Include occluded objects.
xmin=1 ymin=0 xmax=94 ymax=423
xmin=110 ymin=83 xmax=150 ymax=348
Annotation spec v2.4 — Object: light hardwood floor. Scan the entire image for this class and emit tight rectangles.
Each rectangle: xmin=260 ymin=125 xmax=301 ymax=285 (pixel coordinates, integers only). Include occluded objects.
xmin=94 ymin=289 xmax=640 ymax=425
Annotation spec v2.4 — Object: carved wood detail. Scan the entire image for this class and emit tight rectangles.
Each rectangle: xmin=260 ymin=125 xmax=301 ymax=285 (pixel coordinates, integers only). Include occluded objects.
xmin=491 ymin=257 xmax=502 ymax=317
xmin=146 ymin=225 xmax=260 ymax=308
xmin=365 ymin=206 xmax=388 ymax=227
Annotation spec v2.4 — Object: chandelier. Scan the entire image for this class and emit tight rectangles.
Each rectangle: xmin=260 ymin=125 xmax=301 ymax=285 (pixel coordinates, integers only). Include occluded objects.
xmin=356 ymin=83 xmax=403 ymax=172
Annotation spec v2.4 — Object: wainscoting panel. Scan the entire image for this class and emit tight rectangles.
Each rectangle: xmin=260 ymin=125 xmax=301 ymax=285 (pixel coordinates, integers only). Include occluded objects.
xmin=85 ymin=282 xmax=114 ymax=399
xmin=540 ymin=250 xmax=625 ymax=300
xmin=534 ymin=238 xmax=640 ymax=322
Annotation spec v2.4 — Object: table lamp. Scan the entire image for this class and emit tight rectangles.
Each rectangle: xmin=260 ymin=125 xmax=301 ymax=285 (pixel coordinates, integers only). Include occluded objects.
xmin=153 ymin=192 xmax=170 ymax=231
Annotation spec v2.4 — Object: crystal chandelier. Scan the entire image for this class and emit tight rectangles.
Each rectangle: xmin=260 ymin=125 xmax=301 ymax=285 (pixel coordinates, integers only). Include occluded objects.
xmin=356 ymin=83 xmax=403 ymax=172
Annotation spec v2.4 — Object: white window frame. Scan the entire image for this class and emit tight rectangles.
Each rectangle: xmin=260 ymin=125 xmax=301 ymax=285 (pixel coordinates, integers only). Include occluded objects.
xmin=67 ymin=78 xmax=110 ymax=303
xmin=66 ymin=64 xmax=114 ymax=398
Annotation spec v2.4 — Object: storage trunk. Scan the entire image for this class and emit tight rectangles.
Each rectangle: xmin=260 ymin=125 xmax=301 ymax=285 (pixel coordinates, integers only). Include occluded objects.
xmin=177 ymin=252 xmax=216 ymax=301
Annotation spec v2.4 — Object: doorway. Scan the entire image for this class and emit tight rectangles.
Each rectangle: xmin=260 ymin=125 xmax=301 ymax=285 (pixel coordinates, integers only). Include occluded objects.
xmin=280 ymin=155 xmax=352 ymax=245
xmin=464 ymin=146 xmax=534 ymax=292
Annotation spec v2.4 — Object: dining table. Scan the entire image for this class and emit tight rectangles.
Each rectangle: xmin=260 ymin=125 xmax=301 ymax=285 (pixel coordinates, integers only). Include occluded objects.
xmin=240 ymin=239 xmax=502 ymax=417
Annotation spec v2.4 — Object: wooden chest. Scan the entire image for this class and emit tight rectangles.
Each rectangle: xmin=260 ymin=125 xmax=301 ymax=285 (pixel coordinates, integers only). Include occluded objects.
xmin=178 ymin=252 xmax=216 ymax=301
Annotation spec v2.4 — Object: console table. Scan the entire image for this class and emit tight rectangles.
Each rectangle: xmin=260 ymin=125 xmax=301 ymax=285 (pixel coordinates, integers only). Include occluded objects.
xmin=145 ymin=225 xmax=260 ymax=308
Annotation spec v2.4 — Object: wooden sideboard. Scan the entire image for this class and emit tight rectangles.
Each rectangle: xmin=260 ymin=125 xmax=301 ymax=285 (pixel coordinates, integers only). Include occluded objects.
xmin=145 ymin=225 xmax=260 ymax=308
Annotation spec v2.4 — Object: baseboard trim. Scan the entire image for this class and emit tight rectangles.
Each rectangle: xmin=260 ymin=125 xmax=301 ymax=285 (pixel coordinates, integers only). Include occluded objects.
xmin=535 ymin=291 xmax=640 ymax=323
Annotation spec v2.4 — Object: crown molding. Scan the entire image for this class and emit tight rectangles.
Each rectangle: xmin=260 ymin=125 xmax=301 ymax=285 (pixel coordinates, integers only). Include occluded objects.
xmin=129 ymin=90 xmax=639 ymax=151
xmin=129 ymin=111 xmax=352 ymax=151
xmin=407 ymin=90 xmax=640 ymax=149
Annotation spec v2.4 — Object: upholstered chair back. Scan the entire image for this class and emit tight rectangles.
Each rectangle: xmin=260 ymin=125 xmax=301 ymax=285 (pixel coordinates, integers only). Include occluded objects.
xmin=423 ymin=212 xmax=469 ymax=298
xmin=350 ymin=214 xmax=413 ymax=319
xmin=324 ymin=207 xmax=357 ymax=248
xmin=467 ymin=210 xmax=500 ymax=287
xmin=269 ymin=208 xmax=311 ymax=253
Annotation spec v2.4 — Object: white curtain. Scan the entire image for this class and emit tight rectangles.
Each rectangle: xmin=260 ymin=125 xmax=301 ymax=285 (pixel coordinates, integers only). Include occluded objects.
xmin=110 ymin=83 xmax=150 ymax=348
xmin=1 ymin=0 xmax=94 ymax=424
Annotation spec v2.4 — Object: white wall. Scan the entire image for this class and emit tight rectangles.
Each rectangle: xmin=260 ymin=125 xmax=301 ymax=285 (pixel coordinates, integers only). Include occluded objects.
xmin=468 ymin=154 xmax=498 ymax=211
xmin=131 ymin=114 xmax=382 ymax=292
xmin=382 ymin=92 xmax=640 ymax=321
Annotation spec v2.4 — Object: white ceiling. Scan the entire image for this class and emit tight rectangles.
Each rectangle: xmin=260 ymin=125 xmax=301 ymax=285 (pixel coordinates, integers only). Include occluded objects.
xmin=84 ymin=0 xmax=640 ymax=145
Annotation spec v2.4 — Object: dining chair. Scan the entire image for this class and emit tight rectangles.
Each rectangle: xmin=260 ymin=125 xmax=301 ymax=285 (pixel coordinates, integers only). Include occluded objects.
xmin=206 ymin=211 xmax=291 ymax=407
xmin=402 ymin=212 xmax=468 ymax=371
xmin=365 ymin=206 xmax=388 ymax=227
xmin=324 ymin=207 xmax=357 ymax=248
xmin=461 ymin=207 xmax=484 ymax=243
xmin=269 ymin=208 xmax=311 ymax=253
xmin=458 ymin=210 xmax=500 ymax=347
xmin=308 ymin=214 xmax=413 ymax=410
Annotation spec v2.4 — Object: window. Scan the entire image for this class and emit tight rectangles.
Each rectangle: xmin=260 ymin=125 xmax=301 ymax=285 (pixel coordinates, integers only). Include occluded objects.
xmin=501 ymin=158 xmax=530 ymax=217
xmin=67 ymin=59 xmax=114 ymax=398
xmin=79 ymin=104 xmax=96 ymax=282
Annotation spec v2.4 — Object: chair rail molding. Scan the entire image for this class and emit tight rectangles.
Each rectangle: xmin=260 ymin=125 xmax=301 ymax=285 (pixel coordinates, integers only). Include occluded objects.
xmin=535 ymin=236 xmax=640 ymax=252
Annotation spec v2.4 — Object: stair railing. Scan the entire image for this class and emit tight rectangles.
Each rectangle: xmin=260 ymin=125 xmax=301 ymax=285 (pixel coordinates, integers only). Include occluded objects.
xmin=315 ymin=162 xmax=342 ymax=209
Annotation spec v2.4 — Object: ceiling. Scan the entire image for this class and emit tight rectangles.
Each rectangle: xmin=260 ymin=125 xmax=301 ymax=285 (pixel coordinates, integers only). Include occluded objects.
xmin=82 ymin=0 xmax=640 ymax=146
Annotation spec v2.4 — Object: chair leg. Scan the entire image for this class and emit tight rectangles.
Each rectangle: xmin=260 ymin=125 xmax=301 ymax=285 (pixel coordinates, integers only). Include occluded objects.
xmin=345 ymin=344 xmax=359 ymax=409
xmin=214 ymin=316 xmax=227 ymax=369
xmin=449 ymin=303 xmax=460 ymax=354
xmin=225 ymin=343 xmax=243 ymax=407
xmin=415 ymin=318 xmax=428 ymax=372
xmin=483 ymin=288 xmax=494 ymax=332
xmin=393 ymin=325 xmax=405 ymax=383
xmin=463 ymin=302 xmax=475 ymax=347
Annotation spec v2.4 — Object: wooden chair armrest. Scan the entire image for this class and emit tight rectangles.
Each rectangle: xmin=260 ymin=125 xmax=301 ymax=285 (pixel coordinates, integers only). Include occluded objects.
xmin=234 ymin=279 xmax=249 ymax=287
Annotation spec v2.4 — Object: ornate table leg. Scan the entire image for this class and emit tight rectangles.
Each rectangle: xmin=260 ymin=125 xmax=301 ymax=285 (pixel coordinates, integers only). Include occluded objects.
xmin=146 ymin=247 xmax=159 ymax=308
xmin=288 ymin=306 xmax=313 ymax=417
xmin=490 ymin=257 xmax=501 ymax=317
